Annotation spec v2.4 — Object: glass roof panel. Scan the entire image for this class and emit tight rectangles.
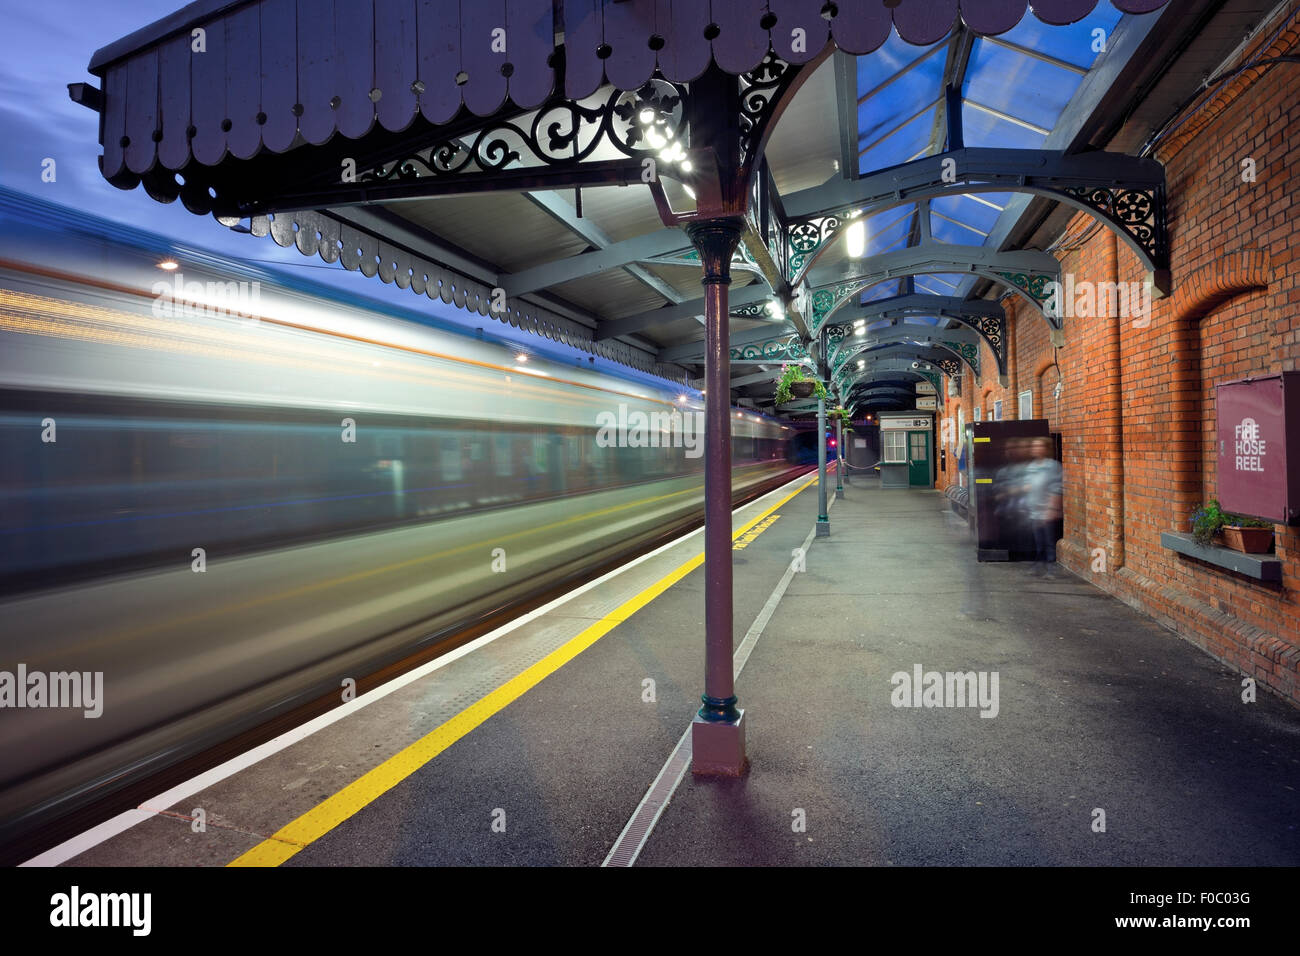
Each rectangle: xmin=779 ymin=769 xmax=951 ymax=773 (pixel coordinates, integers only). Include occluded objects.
xmin=930 ymin=214 xmax=986 ymax=245
xmin=929 ymin=194 xmax=1005 ymax=238
xmin=993 ymin=6 xmax=1125 ymax=71
xmin=855 ymin=34 xmax=946 ymax=101
xmin=960 ymin=103 xmax=1048 ymax=149
xmin=963 ymin=42 xmax=1083 ymax=133
xmin=859 ymin=105 xmax=937 ymax=176
xmin=856 ymin=49 xmax=947 ymax=149
xmin=914 ymin=274 xmax=965 ymax=295
xmin=861 ymin=281 xmax=901 ymax=304
xmin=864 ymin=209 xmax=914 ymax=256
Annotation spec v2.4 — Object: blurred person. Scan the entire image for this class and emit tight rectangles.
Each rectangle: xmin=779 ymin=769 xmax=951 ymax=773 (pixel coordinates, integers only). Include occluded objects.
xmin=993 ymin=438 xmax=1031 ymax=550
xmin=1022 ymin=437 xmax=1063 ymax=576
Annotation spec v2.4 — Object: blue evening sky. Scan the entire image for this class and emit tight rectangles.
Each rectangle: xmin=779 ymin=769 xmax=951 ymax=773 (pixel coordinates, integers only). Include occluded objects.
xmin=0 ymin=1 xmax=633 ymax=369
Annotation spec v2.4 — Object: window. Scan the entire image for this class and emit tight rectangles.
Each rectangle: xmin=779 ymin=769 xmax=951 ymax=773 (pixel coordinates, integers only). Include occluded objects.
xmin=993 ymin=399 xmax=1003 ymax=421
xmin=1019 ymin=389 xmax=1033 ymax=420
xmin=439 ymin=436 xmax=463 ymax=482
xmin=973 ymin=406 xmax=982 ymax=421
xmin=883 ymin=430 xmax=908 ymax=462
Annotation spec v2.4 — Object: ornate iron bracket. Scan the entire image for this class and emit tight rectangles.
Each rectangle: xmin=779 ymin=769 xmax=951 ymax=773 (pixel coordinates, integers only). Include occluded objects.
xmin=730 ymin=334 xmax=809 ymax=363
xmin=781 ymin=148 xmax=1170 ymax=291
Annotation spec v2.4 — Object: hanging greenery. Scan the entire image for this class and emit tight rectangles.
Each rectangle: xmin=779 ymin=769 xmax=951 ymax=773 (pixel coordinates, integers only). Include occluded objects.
xmin=774 ymin=364 xmax=829 ymax=405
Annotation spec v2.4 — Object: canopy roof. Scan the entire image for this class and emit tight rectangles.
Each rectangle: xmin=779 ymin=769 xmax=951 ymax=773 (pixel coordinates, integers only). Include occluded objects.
xmin=74 ymin=0 xmax=1211 ymax=411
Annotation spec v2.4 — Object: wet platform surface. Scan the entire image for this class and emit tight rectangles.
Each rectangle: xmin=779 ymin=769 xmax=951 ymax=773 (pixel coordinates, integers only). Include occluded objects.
xmin=49 ymin=470 xmax=1300 ymax=867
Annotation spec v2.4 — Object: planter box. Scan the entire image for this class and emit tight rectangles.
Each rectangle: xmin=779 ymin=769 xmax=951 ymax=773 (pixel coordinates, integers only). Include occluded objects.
xmin=1161 ymin=532 xmax=1282 ymax=582
xmin=1221 ymin=525 xmax=1274 ymax=553
xmin=790 ymin=381 xmax=815 ymax=399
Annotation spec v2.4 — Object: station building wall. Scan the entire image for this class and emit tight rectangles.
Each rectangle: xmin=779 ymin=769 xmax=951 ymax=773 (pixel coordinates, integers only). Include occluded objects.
xmin=936 ymin=11 xmax=1300 ymax=705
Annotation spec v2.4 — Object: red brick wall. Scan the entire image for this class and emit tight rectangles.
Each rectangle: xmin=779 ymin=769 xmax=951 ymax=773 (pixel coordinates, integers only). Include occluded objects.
xmin=937 ymin=8 xmax=1300 ymax=704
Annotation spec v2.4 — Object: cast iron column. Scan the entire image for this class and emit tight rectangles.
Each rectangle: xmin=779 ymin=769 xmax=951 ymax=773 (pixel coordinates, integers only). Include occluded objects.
xmin=686 ymin=217 xmax=747 ymax=775
xmin=816 ymin=396 xmax=829 ymax=535
xmin=835 ymin=418 xmax=845 ymax=499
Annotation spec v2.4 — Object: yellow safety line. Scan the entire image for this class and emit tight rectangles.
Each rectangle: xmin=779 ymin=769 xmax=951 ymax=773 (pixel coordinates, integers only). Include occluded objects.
xmin=228 ymin=472 xmax=818 ymax=866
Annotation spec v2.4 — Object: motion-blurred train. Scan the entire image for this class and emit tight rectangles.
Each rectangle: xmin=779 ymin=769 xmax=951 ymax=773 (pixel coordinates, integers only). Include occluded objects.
xmin=0 ymin=187 xmax=800 ymax=852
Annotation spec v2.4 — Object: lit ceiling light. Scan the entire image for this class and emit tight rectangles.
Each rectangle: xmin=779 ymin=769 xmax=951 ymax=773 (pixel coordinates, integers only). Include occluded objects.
xmin=770 ymin=299 xmax=785 ymax=321
xmin=639 ymin=108 xmax=655 ymax=124
xmin=658 ymin=141 xmax=686 ymax=163
xmin=157 ymin=259 xmax=179 ymax=270
xmin=681 ymin=161 xmax=693 ymax=173
xmin=677 ymin=394 xmax=687 ymax=403
xmin=845 ymin=220 xmax=865 ymax=258
xmin=516 ymin=353 xmax=528 ymax=363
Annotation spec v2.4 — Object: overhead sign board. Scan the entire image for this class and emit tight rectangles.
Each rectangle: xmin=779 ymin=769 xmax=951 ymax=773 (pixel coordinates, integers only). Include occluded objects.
xmin=880 ymin=416 xmax=932 ymax=430
xmin=915 ymin=381 xmax=936 ymax=394
xmin=1216 ymin=372 xmax=1300 ymax=524
xmin=915 ymin=396 xmax=937 ymax=409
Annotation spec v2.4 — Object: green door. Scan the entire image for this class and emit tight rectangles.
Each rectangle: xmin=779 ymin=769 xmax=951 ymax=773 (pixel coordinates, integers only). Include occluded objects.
xmin=908 ymin=431 xmax=930 ymax=487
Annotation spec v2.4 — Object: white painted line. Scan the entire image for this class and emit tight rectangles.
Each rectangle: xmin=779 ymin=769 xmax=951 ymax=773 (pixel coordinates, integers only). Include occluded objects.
xmin=23 ymin=470 xmax=812 ymax=868
xmin=604 ymin=484 xmax=836 ymax=866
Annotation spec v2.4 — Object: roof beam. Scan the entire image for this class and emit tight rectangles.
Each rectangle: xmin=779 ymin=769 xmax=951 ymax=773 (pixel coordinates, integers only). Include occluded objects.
xmin=498 ymin=225 xmax=687 ymax=296
xmin=832 ymin=51 xmax=860 ymax=181
xmin=729 ymin=369 xmax=783 ymax=388
xmin=523 ymin=192 xmax=684 ymax=305
xmin=840 ymin=325 xmax=982 ymax=352
xmin=597 ymin=281 xmax=772 ymax=340
xmin=784 ymin=147 xmax=1164 ymax=221
xmin=808 ymin=243 xmax=1058 ymax=293
xmin=833 ymin=293 xmax=1005 ymax=324
xmin=658 ymin=322 xmax=796 ymax=363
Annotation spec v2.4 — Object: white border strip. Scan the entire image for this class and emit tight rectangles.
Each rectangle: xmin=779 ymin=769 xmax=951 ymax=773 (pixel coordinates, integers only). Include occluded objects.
xmin=22 ymin=471 xmax=812 ymax=868
xmin=602 ymin=484 xmax=836 ymax=867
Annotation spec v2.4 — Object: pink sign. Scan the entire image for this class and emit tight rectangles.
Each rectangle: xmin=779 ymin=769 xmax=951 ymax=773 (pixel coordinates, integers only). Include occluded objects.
xmin=1216 ymin=373 xmax=1300 ymax=524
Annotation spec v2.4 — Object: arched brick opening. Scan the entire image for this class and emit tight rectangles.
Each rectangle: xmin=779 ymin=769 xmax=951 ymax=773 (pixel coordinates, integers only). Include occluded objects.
xmin=1167 ymin=250 xmax=1271 ymax=524
xmin=1032 ymin=355 xmax=1058 ymax=422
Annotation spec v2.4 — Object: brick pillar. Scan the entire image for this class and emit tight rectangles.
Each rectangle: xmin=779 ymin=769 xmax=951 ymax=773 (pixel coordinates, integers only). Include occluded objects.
xmin=1005 ymin=299 xmax=1018 ymax=417
xmin=1099 ymin=231 xmax=1126 ymax=571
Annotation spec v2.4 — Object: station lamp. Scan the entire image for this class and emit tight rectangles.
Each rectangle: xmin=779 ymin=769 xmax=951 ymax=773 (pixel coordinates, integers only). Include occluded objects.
xmin=845 ymin=219 xmax=865 ymax=259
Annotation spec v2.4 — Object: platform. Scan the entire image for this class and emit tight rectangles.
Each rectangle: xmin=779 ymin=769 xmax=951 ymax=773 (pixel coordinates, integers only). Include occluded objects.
xmin=33 ymin=470 xmax=1300 ymax=867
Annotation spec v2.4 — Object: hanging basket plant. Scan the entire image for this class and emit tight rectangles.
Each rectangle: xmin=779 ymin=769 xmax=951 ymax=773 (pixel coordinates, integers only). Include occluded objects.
xmin=774 ymin=364 xmax=828 ymax=405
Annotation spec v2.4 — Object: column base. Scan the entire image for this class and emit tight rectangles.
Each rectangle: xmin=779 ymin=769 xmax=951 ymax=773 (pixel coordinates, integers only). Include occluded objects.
xmin=691 ymin=711 xmax=747 ymax=776
xmin=816 ymin=519 xmax=830 ymax=537
xmin=835 ymin=488 xmax=845 ymax=499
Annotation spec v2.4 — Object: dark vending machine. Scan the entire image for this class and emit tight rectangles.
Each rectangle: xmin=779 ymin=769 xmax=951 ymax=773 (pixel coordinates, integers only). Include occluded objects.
xmin=966 ymin=419 xmax=1051 ymax=561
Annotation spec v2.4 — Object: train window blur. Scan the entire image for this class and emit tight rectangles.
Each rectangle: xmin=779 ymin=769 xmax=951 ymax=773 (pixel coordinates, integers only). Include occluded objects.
xmin=1 ymin=387 xmax=792 ymax=593
xmin=439 ymin=436 xmax=463 ymax=483
xmin=493 ymin=434 xmax=512 ymax=477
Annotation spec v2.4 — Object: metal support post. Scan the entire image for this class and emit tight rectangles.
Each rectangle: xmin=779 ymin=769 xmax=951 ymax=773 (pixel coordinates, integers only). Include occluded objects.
xmin=835 ymin=418 xmax=845 ymax=498
xmin=686 ymin=217 xmax=747 ymax=776
xmin=816 ymin=396 xmax=830 ymax=536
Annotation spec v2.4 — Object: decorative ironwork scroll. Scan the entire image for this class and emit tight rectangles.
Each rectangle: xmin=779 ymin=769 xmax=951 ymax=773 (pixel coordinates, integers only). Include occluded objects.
xmin=738 ymin=52 xmax=796 ymax=171
xmin=730 ymin=335 xmax=808 ymax=362
xmin=1062 ymin=185 xmax=1166 ymax=275
xmin=361 ymin=78 xmax=687 ymax=187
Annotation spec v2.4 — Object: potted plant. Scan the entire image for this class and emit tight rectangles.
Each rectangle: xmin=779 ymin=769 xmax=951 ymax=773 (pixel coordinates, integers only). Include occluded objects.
xmin=774 ymin=364 xmax=828 ymax=405
xmin=1190 ymin=498 xmax=1275 ymax=553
